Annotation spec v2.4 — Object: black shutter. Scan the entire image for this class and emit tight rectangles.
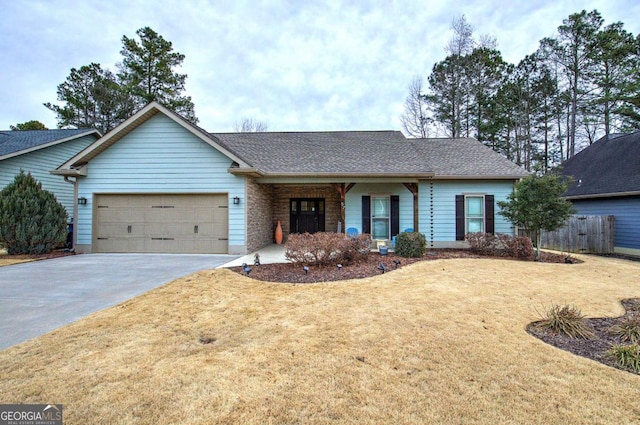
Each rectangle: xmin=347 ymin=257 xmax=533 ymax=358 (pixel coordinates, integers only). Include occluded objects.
xmin=485 ymin=195 xmax=495 ymax=234
xmin=362 ymin=196 xmax=371 ymax=234
xmin=455 ymin=195 xmax=465 ymax=241
xmin=390 ymin=195 xmax=400 ymax=237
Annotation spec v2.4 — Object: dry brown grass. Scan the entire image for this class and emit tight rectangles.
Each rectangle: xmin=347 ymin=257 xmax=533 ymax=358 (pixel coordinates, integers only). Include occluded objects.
xmin=0 ymin=248 xmax=35 ymax=266
xmin=1 ymin=255 xmax=639 ymax=424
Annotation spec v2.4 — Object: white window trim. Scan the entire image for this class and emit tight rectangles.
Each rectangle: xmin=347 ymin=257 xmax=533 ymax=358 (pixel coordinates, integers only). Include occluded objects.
xmin=371 ymin=195 xmax=391 ymax=240
xmin=464 ymin=194 xmax=485 ymax=234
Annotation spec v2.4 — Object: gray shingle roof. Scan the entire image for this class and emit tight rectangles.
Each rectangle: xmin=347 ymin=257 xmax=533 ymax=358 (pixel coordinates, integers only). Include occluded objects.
xmin=212 ymin=131 xmax=528 ymax=178
xmin=212 ymin=131 xmax=417 ymax=174
xmin=410 ymin=138 xmax=529 ymax=177
xmin=0 ymin=129 xmax=98 ymax=157
xmin=561 ymin=131 xmax=640 ymax=197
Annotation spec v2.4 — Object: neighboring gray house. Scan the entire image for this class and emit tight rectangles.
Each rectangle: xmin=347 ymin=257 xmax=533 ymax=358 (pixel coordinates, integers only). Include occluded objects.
xmin=0 ymin=128 xmax=100 ymax=221
xmin=560 ymin=131 xmax=640 ymax=257
xmin=54 ymin=102 xmax=528 ymax=254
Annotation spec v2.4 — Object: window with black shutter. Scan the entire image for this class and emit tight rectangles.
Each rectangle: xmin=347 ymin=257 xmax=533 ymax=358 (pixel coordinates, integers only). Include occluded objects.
xmin=456 ymin=194 xmax=495 ymax=240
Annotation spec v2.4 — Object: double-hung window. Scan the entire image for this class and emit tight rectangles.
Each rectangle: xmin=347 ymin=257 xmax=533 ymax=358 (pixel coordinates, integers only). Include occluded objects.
xmin=456 ymin=194 xmax=494 ymax=241
xmin=465 ymin=195 xmax=485 ymax=233
xmin=371 ymin=196 xmax=390 ymax=240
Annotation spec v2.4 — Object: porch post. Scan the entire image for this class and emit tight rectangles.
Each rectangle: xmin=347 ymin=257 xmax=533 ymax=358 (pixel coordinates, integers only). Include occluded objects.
xmin=331 ymin=183 xmax=355 ymax=233
xmin=403 ymin=183 xmax=419 ymax=232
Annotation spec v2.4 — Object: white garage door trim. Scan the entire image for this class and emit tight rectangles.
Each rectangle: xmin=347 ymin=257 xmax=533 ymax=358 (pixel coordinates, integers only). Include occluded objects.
xmin=93 ymin=194 xmax=229 ymax=254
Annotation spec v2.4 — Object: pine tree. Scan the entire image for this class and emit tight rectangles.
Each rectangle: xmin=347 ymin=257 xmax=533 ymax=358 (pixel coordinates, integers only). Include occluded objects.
xmin=0 ymin=172 xmax=68 ymax=254
xmin=118 ymin=27 xmax=198 ymax=123
xmin=44 ymin=63 xmax=133 ymax=134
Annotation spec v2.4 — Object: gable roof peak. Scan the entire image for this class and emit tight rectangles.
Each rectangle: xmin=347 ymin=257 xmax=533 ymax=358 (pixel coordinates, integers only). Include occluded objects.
xmin=0 ymin=128 xmax=100 ymax=159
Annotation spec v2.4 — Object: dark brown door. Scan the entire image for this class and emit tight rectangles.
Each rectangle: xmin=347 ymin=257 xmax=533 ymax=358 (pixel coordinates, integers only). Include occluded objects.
xmin=290 ymin=198 xmax=325 ymax=234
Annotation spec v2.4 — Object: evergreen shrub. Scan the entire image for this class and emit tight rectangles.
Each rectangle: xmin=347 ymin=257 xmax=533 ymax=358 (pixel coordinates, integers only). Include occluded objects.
xmin=0 ymin=171 xmax=68 ymax=254
xmin=394 ymin=232 xmax=427 ymax=258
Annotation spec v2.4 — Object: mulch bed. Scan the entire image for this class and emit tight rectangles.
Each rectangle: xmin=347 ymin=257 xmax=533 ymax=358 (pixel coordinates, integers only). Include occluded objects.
xmin=527 ymin=298 xmax=640 ymax=375
xmin=1 ymin=249 xmax=75 ymax=262
xmin=229 ymin=249 xmax=573 ymax=284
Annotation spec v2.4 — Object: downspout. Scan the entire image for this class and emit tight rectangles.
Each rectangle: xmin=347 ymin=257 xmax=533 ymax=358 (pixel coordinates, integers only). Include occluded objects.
xmin=63 ymin=176 xmax=78 ymax=252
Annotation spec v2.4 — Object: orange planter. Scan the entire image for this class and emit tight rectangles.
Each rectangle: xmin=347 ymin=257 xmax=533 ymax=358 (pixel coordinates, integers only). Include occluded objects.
xmin=275 ymin=220 xmax=283 ymax=244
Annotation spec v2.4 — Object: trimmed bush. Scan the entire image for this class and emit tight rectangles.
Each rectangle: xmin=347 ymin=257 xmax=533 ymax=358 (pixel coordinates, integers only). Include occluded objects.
xmin=285 ymin=232 xmax=370 ymax=266
xmin=538 ymin=304 xmax=595 ymax=339
xmin=0 ymin=171 xmax=68 ymax=254
xmin=394 ymin=231 xmax=426 ymax=258
xmin=465 ymin=232 xmax=534 ymax=260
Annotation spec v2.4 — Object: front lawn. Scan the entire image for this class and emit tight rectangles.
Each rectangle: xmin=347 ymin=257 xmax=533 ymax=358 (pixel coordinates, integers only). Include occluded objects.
xmin=1 ymin=255 xmax=639 ymax=424
xmin=0 ymin=248 xmax=73 ymax=267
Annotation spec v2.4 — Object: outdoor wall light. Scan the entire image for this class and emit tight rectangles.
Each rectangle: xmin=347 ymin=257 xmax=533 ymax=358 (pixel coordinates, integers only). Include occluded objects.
xmin=233 ymin=196 xmax=240 ymax=205
xmin=77 ymin=197 xmax=87 ymax=205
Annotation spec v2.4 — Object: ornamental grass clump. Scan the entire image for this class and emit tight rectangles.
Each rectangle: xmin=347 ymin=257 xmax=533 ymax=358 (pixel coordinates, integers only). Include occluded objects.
xmin=538 ymin=304 xmax=595 ymax=339
xmin=606 ymin=344 xmax=640 ymax=373
xmin=609 ymin=316 xmax=640 ymax=344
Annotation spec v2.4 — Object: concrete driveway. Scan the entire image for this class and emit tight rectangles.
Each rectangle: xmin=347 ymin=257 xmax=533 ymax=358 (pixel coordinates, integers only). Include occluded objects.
xmin=0 ymin=253 xmax=238 ymax=350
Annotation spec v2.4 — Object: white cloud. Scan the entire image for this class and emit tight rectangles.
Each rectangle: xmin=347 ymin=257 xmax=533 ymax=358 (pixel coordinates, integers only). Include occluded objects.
xmin=1 ymin=0 xmax=639 ymax=132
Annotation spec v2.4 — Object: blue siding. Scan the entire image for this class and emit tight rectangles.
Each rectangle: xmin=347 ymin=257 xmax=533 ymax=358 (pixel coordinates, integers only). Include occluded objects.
xmin=76 ymin=114 xmax=245 ymax=251
xmin=571 ymin=196 xmax=640 ymax=250
xmin=0 ymin=135 xmax=97 ymax=220
xmin=345 ymin=183 xmax=414 ymax=235
xmin=419 ymin=180 xmax=516 ymax=246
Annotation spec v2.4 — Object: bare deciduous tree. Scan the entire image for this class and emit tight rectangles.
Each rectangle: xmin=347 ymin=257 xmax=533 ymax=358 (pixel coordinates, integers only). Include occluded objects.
xmin=400 ymin=76 xmax=430 ymax=138
xmin=234 ymin=118 xmax=268 ymax=132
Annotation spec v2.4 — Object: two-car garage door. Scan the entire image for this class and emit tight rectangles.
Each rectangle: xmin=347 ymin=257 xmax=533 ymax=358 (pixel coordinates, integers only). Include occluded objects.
xmin=94 ymin=194 xmax=228 ymax=253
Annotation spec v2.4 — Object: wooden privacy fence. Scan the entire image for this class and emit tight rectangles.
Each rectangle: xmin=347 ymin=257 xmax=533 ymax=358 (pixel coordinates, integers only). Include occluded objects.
xmin=540 ymin=215 xmax=615 ymax=254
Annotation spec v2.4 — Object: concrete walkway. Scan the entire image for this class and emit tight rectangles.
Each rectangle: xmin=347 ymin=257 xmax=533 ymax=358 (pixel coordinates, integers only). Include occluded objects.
xmin=0 ymin=253 xmax=238 ymax=350
xmin=219 ymin=244 xmax=288 ymax=268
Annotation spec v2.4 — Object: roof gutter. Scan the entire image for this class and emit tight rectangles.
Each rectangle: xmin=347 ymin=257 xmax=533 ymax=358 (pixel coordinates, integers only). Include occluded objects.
xmin=50 ymin=164 xmax=88 ymax=177
xmin=564 ymin=190 xmax=640 ymax=200
xmin=252 ymin=172 xmax=436 ymax=178
xmin=431 ymin=174 xmax=529 ymax=180
xmin=227 ymin=167 xmax=265 ymax=178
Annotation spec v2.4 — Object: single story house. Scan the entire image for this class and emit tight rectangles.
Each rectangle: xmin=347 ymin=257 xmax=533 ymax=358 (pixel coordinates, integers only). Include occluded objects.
xmin=560 ymin=131 xmax=640 ymax=257
xmin=53 ymin=102 xmax=528 ymax=254
xmin=0 ymin=128 xmax=100 ymax=221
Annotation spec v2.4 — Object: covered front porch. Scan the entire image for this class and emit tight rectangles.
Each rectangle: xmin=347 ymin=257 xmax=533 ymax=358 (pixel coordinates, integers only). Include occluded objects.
xmin=245 ymin=178 xmax=420 ymax=253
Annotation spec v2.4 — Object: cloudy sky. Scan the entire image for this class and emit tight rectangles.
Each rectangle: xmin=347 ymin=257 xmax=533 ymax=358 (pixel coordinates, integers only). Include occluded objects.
xmin=1 ymin=0 xmax=639 ymax=133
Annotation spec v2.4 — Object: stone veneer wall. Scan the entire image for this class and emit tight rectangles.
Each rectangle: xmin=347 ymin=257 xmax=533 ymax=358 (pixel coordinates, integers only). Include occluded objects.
xmin=272 ymin=184 xmax=341 ymax=240
xmin=245 ymin=178 xmax=274 ymax=252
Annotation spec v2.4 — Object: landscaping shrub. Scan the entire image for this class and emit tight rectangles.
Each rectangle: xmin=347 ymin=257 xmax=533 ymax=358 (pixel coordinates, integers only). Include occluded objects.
xmin=394 ymin=231 xmax=426 ymax=258
xmin=465 ymin=232 xmax=496 ymax=255
xmin=285 ymin=232 xmax=370 ymax=266
xmin=606 ymin=344 xmax=640 ymax=373
xmin=500 ymin=234 xmax=534 ymax=260
xmin=465 ymin=232 xmax=534 ymax=260
xmin=538 ymin=304 xmax=595 ymax=339
xmin=609 ymin=316 xmax=640 ymax=344
xmin=0 ymin=171 xmax=68 ymax=254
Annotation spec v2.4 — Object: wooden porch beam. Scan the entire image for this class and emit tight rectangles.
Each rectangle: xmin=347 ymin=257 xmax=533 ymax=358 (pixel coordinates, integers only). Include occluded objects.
xmin=331 ymin=183 xmax=356 ymax=233
xmin=403 ymin=183 xmax=419 ymax=232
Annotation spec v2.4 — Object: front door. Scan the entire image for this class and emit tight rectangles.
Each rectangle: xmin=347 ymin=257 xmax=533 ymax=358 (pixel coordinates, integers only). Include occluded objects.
xmin=290 ymin=198 xmax=325 ymax=234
